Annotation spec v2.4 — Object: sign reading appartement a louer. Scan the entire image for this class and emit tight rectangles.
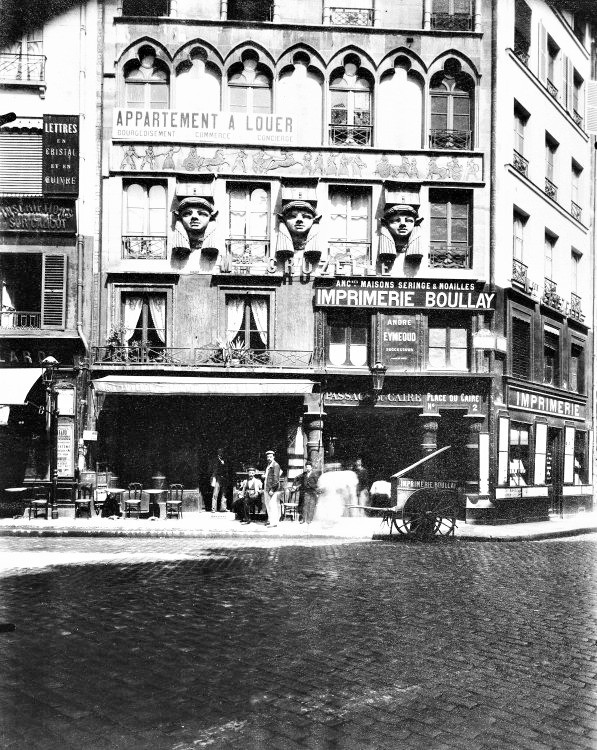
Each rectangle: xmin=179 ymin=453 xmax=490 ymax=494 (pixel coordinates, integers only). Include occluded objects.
xmin=42 ymin=115 xmax=79 ymax=196
xmin=112 ymin=109 xmax=297 ymax=146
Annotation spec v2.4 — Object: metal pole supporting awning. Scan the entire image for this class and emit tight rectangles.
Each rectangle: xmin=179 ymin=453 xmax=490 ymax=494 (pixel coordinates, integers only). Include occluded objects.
xmin=91 ymin=376 xmax=317 ymax=396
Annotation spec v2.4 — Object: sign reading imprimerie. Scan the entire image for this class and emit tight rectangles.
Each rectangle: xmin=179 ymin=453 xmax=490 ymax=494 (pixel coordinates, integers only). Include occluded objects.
xmin=315 ymin=279 xmax=495 ymax=310
xmin=112 ymin=109 xmax=297 ymax=145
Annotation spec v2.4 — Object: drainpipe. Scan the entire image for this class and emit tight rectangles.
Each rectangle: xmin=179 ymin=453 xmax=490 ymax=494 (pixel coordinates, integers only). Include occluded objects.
xmin=76 ymin=233 xmax=89 ymax=354
xmin=76 ymin=1 xmax=89 ymax=355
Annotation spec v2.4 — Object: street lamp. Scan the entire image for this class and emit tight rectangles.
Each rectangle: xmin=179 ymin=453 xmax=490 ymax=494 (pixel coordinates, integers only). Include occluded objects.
xmin=369 ymin=361 xmax=387 ymax=400
xmin=41 ymin=356 xmax=59 ymax=520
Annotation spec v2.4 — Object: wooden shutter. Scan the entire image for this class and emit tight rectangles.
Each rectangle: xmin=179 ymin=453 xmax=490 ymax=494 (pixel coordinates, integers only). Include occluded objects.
xmin=41 ymin=254 xmax=66 ymax=329
xmin=0 ymin=132 xmax=42 ymax=193
xmin=586 ymin=81 xmax=597 ymax=134
xmin=561 ymin=54 xmax=569 ymax=109
xmin=563 ymin=426 xmax=575 ymax=484
xmin=538 ymin=22 xmax=547 ymax=83
xmin=511 ymin=317 xmax=530 ymax=379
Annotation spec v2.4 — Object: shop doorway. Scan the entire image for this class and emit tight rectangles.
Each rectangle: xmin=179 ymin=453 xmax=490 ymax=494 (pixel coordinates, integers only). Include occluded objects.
xmin=546 ymin=426 xmax=563 ymax=516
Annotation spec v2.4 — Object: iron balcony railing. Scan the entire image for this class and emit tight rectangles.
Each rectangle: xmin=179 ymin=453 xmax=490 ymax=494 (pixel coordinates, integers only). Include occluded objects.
xmin=0 ymin=53 xmax=46 ymax=82
xmin=121 ymin=235 xmax=167 ymax=259
xmin=429 ymin=244 xmax=472 ymax=269
xmin=329 ymin=241 xmax=371 ymax=268
xmin=572 ymin=110 xmax=583 ymax=127
xmin=329 ymin=124 xmax=373 ymax=146
xmin=0 ymin=310 xmax=41 ymax=329
xmin=544 ymin=177 xmax=558 ymax=201
xmin=546 ymin=79 xmax=558 ymax=99
xmin=430 ymin=12 xmax=473 ymax=31
xmin=569 ymin=293 xmax=584 ymax=322
xmin=225 ymin=239 xmax=270 ymax=270
xmin=429 ymin=129 xmax=471 ymax=149
xmin=92 ymin=346 xmax=313 ymax=369
xmin=329 ymin=7 xmax=374 ymax=25
xmin=571 ymin=201 xmax=582 ymax=222
xmin=542 ymin=278 xmax=563 ymax=311
xmin=512 ymin=258 xmax=528 ymax=288
xmin=512 ymin=150 xmax=529 ymax=177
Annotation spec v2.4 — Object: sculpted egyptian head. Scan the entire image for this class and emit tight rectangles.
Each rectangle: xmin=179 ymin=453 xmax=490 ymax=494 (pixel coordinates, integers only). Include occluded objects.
xmin=382 ymin=204 xmax=423 ymax=248
xmin=279 ymin=200 xmax=319 ymax=252
xmin=174 ymin=196 xmax=218 ymax=251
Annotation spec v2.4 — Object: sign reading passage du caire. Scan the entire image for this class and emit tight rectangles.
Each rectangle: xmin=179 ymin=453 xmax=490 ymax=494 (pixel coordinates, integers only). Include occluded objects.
xmin=315 ymin=279 xmax=496 ymax=310
xmin=112 ymin=109 xmax=297 ymax=146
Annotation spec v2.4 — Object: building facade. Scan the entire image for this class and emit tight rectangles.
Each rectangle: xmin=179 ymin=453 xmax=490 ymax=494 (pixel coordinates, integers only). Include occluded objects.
xmin=86 ymin=0 xmax=594 ymax=521
xmin=0 ymin=4 xmax=99 ymax=496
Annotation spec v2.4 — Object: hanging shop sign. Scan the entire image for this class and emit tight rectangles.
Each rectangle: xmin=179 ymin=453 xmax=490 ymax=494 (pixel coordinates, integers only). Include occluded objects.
xmin=508 ymin=386 xmax=585 ymax=421
xmin=0 ymin=197 xmax=76 ymax=234
xmin=57 ymin=417 xmax=75 ymax=477
xmin=380 ymin=314 xmax=420 ymax=371
xmin=42 ymin=115 xmax=79 ymax=196
xmin=113 ymin=109 xmax=297 ymax=146
xmin=315 ymin=279 xmax=495 ymax=310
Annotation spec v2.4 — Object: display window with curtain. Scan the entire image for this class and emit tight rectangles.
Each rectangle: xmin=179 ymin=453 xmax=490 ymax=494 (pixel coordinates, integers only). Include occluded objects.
xmin=225 ymin=293 xmax=270 ymax=351
xmin=119 ymin=290 xmax=168 ymax=361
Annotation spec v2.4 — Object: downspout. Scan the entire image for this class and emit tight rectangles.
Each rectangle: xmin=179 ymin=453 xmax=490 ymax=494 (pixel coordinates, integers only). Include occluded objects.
xmin=76 ymin=233 xmax=89 ymax=353
xmin=77 ymin=1 xmax=89 ymax=354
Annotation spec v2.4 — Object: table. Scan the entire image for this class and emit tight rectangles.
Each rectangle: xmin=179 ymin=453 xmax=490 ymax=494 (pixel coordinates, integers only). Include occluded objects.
xmin=144 ymin=489 xmax=166 ymax=519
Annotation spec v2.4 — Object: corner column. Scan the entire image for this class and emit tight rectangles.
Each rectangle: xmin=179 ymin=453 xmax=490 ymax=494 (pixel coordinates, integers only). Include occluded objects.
xmin=419 ymin=413 xmax=440 ymax=478
xmin=303 ymin=410 xmax=325 ymax=471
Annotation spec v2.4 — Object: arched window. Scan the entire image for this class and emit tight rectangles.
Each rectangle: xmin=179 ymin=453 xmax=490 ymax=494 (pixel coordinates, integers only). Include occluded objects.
xmin=227 ymin=53 xmax=272 ymax=114
xmin=278 ymin=52 xmax=324 ymax=146
xmin=124 ymin=46 xmax=170 ymax=109
xmin=429 ymin=59 xmax=473 ymax=149
xmin=329 ymin=57 xmax=372 ymax=146
xmin=122 ymin=182 xmax=167 ymax=258
xmin=175 ymin=47 xmax=221 ymax=111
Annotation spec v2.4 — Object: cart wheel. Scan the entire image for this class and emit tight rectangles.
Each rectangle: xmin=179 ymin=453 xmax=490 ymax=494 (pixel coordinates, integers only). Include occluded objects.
xmin=401 ymin=491 xmax=456 ymax=541
xmin=390 ymin=514 xmax=410 ymax=536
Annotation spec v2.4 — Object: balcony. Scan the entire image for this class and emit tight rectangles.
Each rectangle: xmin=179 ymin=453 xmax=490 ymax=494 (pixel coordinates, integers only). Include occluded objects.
xmin=92 ymin=345 xmax=313 ymax=369
xmin=512 ymin=258 xmax=528 ymax=288
xmin=570 ymin=201 xmax=582 ymax=222
xmin=0 ymin=53 xmax=45 ymax=83
xmin=428 ymin=244 xmax=472 ymax=269
xmin=329 ymin=241 xmax=371 ymax=269
xmin=572 ymin=110 xmax=583 ymax=128
xmin=428 ymin=129 xmax=471 ymax=150
xmin=0 ymin=310 xmax=41 ymax=330
xmin=512 ymin=150 xmax=529 ymax=177
xmin=329 ymin=124 xmax=373 ymax=147
xmin=569 ymin=293 xmax=584 ymax=322
xmin=430 ymin=13 xmax=473 ymax=31
xmin=224 ymin=239 xmax=270 ymax=273
xmin=122 ymin=235 xmax=167 ymax=259
xmin=544 ymin=177 xmax=558 ymax=202
xmin=542 ymin=278 xmax=563 ymax=312
xmin=329 ymin=7 xmax=374 ymax=25
xmin=546 ymin=79 xmax=558 ymax=99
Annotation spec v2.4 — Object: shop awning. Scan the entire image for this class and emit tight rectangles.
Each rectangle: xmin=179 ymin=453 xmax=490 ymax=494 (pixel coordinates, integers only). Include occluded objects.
xmin=0 ymin=368 xmax=42 ymax=405
xmin=91 ymin=376 xmax=316 ymax=396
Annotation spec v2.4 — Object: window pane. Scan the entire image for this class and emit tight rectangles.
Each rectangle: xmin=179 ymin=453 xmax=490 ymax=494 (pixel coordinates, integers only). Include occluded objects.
xmin=450 ymin=328 xmax=467 ymax=347
xmin=329 ymin=343 xmax=347 ymax=366
xmin=351 ymin=325 xmax=367 ymax=346
xmin=349 ymin=344 xmax=367 ymax=367
xmin=450 ymin=348 xmax=468 ymax=369
xmin=125 ymin=83 xmax=145 ymax=108
xmin=330 ymin=325 xmax=347 ymax=345
xmin=450 ymin=218 xmax=469 ymax=243
xmin=148 ymin=185 xmax=166 ymax=234
xmin=248 ymin=188 xmax=269 ymax=237
xmin=428 ymin=348 xmax=446 ymax=368
xmin=429 ymin=328 xmax=447 ymax=347
xmin=330 ymin=192 xmax=348 ymax=238
xmin=430 ymin=218 xmax=448 ymax=243
xmin=430 ymin=95 xmax=448 ymax=129
xmin=150 ymin=83 xmax=169 ymax=109
xmin=252 ymin=86 xmax=272 ymax=113
xmin=229 ymin=86 xmax=247 ymax=112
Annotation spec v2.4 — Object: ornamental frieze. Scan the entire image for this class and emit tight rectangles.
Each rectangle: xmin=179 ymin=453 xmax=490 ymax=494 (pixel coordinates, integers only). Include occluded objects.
xmin=113 ymin=144 xmax=483 ymax=183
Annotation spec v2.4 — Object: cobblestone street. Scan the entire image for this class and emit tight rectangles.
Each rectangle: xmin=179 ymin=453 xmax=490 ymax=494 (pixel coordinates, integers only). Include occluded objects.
xmin=0 ymin=536 xmax=596 ymax=750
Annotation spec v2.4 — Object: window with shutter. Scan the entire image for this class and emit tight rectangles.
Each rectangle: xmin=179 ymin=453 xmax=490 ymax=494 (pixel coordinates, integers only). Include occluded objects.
xmin=543 ymin=327 xmax=560 ymax=386
xmin=511 ymin=316 xmax=530 ymax=379
xmin=41 ymin=254 xmax=66 ymax=329
xmin=0 ymin=132 xmax=43 ymax=193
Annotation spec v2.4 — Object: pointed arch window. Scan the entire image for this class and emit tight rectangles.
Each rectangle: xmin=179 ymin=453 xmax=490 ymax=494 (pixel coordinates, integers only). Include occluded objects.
xmin=124 ymin=47 xmax=170 ymax=109
xmin=429 ymin=60 xmax=473 ymax=149
xmin=228 ymin=54 xmax=272 ymax=114
xmin=329 ymin=59 xmax=372 ymax=146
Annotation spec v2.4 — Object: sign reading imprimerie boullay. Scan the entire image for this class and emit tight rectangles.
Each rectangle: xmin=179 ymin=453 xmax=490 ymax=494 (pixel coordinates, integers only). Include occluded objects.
xmin=315 ymin=279 xmax=495 ymax=310
xmin=42 ymin=115 xmax=79 ymax=196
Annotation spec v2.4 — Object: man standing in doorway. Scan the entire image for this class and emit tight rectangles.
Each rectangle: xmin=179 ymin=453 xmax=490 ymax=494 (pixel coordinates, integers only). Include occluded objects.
xmin=263 ymin=449 xmax=281 ymax=527
xmin=293 ymin=461 xmax=320 ymax=524
xmin=209 ymin=447 xmax=228 ymax=513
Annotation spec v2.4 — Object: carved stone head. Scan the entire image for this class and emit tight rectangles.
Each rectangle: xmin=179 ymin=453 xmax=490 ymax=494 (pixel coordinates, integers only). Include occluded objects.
xmin=382 ymin=203 xmax=423 ymax=248
xmin=174 ymin=196 xmax=218 ymax=252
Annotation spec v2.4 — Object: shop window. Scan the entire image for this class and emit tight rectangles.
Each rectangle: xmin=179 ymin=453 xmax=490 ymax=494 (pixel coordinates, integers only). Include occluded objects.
xmin=429 ymin=59 xmax=474 ymax=149
xmin=227 ymin=184 xmax=270 ymax=265
xmin=227 ymin=0 xmax=273 ymax=21
xmin=543 ymin=326 xmax=560 ymax=386
xmin=226 ymin=295 xmax=269 ymax=350
xmin=0 ymin=253 xmax=65 ymax=330
xmin=122 ymin=182 xmax=167 ymax=259
xmin=509 ymin=422 xmax=530 ymax=486
xmin=513 ymin=0 xmax=531 ymax=64
xmin=329 ymin=187 xmax=371 ymax=267
xmin=124 ymin=47 xmax=169 ymax=109
xmin=121 ymin=292 xmax=167 ymax=352
xmin=574 ymin=431 xmax=588 ymax=484
xmin=326 ymin=312 xmax=368 ymax=367
xmin=429 ymin=189 xmax=472 ymax=268
xmin=228 ymin=54 xmax=272 ymax=114
xmin=511 ymin=316 xmax=531 ymax=379
xmin=329 ymin=57 xmax=373 ymax=146
xmin=427 ymin=315 xmax=468 ymax=371
xmin=569 ymin=342 xmax=585 ymax=393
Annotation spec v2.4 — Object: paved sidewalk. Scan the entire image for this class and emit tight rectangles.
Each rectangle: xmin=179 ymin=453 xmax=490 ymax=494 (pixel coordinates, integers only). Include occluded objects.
xmin=0 ymin=509 xmax=595 ymax=540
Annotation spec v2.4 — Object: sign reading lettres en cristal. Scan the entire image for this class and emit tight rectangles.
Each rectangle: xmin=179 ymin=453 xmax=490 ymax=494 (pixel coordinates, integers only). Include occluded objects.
xmin=112 ymin=109 xmax=297 ymax=146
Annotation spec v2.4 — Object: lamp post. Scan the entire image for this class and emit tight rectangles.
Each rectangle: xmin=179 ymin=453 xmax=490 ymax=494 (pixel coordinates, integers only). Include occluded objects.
xmin=370 ymin=361 xmax=387 ymax=401
xmin=42 ymin=356 xmax=59 ymax=520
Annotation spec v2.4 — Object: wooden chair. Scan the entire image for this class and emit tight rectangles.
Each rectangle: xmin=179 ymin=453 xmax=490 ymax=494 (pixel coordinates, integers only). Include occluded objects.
xmin=29 ymin=486 xmax=49 ymax=520
xmin=74 ymin=483 xmax=93 ymax=519
xmin=281 ymin=485 xmax=300 ymax=521
xmin=165 ymin=484 xmax=183 ymax=519
xmin=125 ymin=483 xmax=143 ymax=518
